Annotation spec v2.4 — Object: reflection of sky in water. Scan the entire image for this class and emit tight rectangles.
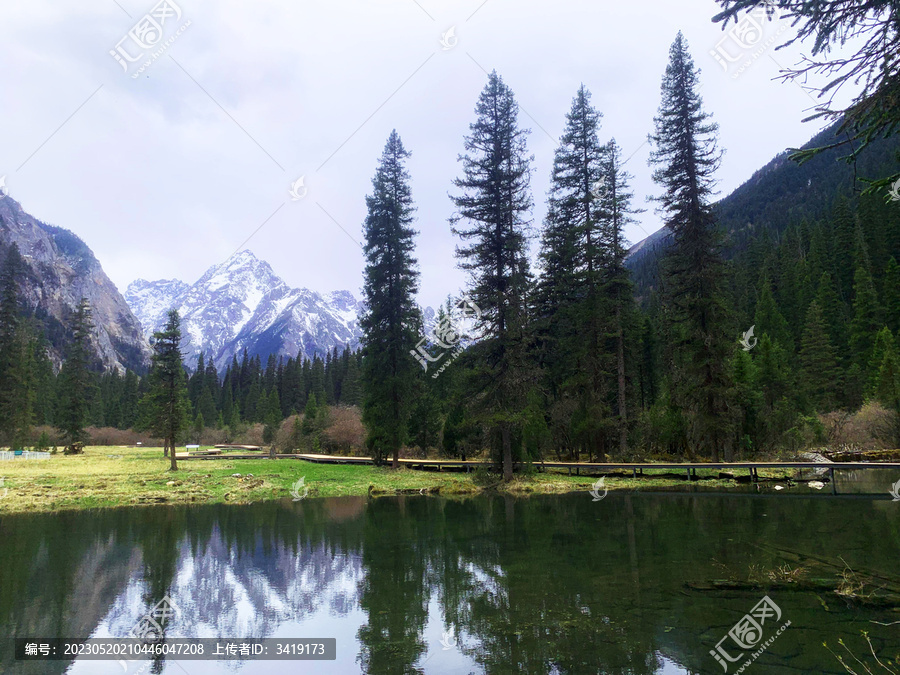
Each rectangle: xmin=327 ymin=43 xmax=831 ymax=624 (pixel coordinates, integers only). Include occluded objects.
xmin=5 ymin=490 xmax=898 ymax=675
xmin=65 ymin=541 xmax=696 ymax=675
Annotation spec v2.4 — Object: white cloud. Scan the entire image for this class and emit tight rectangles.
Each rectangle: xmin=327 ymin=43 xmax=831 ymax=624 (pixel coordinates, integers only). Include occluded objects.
xmin=0 ymin=0 xmax=860 ymax=308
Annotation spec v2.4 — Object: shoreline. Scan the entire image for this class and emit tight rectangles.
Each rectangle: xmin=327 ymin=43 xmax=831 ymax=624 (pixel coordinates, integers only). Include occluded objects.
xmin=0 ymin=445 xmax=824 ymax=515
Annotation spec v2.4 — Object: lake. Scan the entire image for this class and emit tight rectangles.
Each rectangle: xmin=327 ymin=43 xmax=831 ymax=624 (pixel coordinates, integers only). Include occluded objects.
xmin=1 ymin=478 xmax=899 ymax=674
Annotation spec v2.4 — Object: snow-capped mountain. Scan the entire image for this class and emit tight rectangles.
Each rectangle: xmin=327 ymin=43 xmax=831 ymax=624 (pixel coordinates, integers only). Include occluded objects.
xmin=126 ymin=250 xmax=363 ymax=369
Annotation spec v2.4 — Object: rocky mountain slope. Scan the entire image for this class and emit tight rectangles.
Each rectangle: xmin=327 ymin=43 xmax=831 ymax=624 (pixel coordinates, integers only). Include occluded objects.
xmin=126 ymin=250 xmax=365 ymax=369
xmin=0 ymin=194 xmax=151 ymax=372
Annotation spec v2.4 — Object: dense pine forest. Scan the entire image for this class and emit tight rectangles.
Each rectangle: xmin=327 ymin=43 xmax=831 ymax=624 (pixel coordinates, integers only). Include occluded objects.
xmin=1 ymin=14 xmax=898 ymax=469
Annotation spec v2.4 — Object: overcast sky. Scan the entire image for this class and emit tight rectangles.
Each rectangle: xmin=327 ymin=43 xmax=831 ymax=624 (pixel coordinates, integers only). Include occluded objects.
xmin=0 ymin=0 xmax=855 ymax=309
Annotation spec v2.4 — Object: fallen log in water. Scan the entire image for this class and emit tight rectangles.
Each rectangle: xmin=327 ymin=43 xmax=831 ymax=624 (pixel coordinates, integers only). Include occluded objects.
xmin=685 ymin=579 xmax=837 ymax=592
xmin=753 ymin=543 xmax=900 ymax=593
xmin=684 ymin=579 xmax=900 ymax=608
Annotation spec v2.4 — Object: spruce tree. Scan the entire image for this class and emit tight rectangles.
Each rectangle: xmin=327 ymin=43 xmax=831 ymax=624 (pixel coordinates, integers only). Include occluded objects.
xmin=649 ymin=32 xmax=733 ymax=460
xmin=262 ymin=388 xmax=281 ymax=446
xmin=849 ymin=264 xmax=881 ymax=369
xmin=799 ymin=300 xmax=841 ymax=410
xmin=815 ymin=272 xmax=848 ymax=363
xmin=310 ymin=356 xmax=326 ymax=403
xmin=142 ymin=310 xmax=191 ymax=470
xmin=807 ymin=222 xmax=833 ymax=290
xmin=599 ymin=138 xmax=640 ymax=455
xmin=408 ymin=374 xmax=441 ymax=457
xmin=754 ymin=277 xmax=794 ymax=352
xmin=867 ymin=327 xmax=896 ymax=396
xmin=874 ymin=346 xmax=900 ymax=410
xmin=221 ymin=383 xmax=234 ymax=427
xmin=830 ymin=199 xmax=856 ymax=302
xmin=192 ymin=411 xmax=204 ymax=444
xmin=341 ymin=352 xmax=362 ymax=406
xmin=536 ymin=85 xmax=606 ymax=434
xmin=450 ymin=71 xmax=534 ymax=479
xmin=197 ymin=387 xmax=217 ymax=427
xmin=121 ymin=370 xmax=140 ymax=429
xmin=752 ymin=334 xmax=795 ymax=449
xmin=244 ymin=380 xmax=260 ymax=422
xmin=882 ymin=257 xmax=900 ymax=333
xmin=188 ymin=352 xmax=206 ymax=410
xmin=731 ymin=348 xmax=760 ymax=455
xmin=204 ymin=355 xmax=219 ymax=398
xmin=0 ymin=245 xmax=34 ymax=447
xmin=874 ymin=332 xmax=900 ymax=445
xmin=360 ymin=130 xmax=421 ymax=468
xmin=30 ymin=338 xmax=55 ymax=428
xmin=57 ymin=298 xmax=96 ymax=451
xmin=6 ymin=321 xmax=36 ymax=450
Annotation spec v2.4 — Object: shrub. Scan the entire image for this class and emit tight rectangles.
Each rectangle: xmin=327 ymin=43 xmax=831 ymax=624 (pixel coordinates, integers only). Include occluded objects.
xmin=233 ymin=423 xmax=264 ymax=447
xmin=34 ymin=430 xmax=52 ymax=452
xmin=322 ymin=406 xmax=364 ymax=454
xmin=275 ymin=415 xmax=302 ymax=453
xmin=821 ymin=401 xmax=899 ymax=451
xmin=29 ymin=426 xmax=58 ymax=448
xmin=85 ymin=427 xmax=162 ymax=446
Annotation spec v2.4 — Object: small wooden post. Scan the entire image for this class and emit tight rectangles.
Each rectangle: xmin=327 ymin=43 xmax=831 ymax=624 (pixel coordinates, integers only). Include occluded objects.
xmin=686 ymin=468 xmax=691 ymax=481
xmin=830 ymin=467 xmax=836 ymax=495
xmin=632 ymin=468 xmax=637 ymax=479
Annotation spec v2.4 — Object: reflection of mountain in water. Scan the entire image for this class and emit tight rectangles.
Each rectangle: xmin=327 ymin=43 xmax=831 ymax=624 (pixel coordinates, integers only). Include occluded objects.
xmin=1 ymin=492 xmax=898 ymax=674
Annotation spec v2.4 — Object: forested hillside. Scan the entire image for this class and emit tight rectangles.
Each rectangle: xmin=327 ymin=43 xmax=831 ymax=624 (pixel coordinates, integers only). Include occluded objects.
xmin=627 ymin=120 xmax=900 ymax=294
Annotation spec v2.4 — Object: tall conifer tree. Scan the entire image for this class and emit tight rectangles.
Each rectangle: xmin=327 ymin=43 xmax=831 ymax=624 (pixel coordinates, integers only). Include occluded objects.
xmin=799 ymin=300 xmax=841 ymax=410
xmin=536 ymin=85 xmax=607 ymax=458
xmin=57 ymin=298 xmax=96 ymax=451
xmin=599 ymin=138 xmax=640 ymax=455
xmin=450 ymin=71 xmax=534 ymax=479
xmin=142 ymin=310 xmax=191 ymax=470
xmin=360 ymin=130 xmax=420 ymax=468
xmin=649 ymin=33 xmax=733 ymax=460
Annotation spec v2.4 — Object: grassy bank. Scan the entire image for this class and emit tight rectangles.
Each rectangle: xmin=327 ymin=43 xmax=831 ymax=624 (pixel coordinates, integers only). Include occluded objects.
xmin=0 ymin=446 xmax=780 ymax=514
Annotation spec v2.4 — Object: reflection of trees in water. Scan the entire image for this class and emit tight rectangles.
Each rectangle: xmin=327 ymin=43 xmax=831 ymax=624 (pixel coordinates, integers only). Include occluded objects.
xmin=1 ymin=493 xmax=899 ymax=674
xmin=422 ymin=494 xmax=669 ymax=675
xmin=356 ymin=496 xmax=430 ymax=674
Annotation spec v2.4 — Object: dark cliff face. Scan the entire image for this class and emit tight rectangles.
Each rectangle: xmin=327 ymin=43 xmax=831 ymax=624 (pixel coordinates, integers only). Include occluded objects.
xmin=0 ymin=195 xmax=150 ymax=373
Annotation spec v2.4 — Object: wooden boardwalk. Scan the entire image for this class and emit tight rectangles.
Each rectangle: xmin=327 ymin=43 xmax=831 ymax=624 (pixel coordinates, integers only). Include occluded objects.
xmin=297 ymin=453 xmax=900 ymax=474
xmin=173 ymin=451 xmax=900 ymax=494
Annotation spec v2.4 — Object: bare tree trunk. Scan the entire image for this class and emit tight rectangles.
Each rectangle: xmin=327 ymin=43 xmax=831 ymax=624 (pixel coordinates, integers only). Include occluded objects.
xmin=616 ymin=302 xmax=628 ymax=456
xmin=169 ymin=436 xmax=178 ymax=471
xmin=501 ymin=425 xmax=513 ymax=481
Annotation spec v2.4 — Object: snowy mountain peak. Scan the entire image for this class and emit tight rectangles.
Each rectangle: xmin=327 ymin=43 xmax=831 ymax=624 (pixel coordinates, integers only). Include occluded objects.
xmin=126 ymin=278 xmax=191 ymax=333
xmin=125 ymin=250 xmax=362 ymax=369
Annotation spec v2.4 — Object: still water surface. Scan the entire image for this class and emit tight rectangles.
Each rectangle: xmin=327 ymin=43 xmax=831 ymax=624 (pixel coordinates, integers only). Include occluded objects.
xmin=1 ymin=476 xmax=898 ymax=674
